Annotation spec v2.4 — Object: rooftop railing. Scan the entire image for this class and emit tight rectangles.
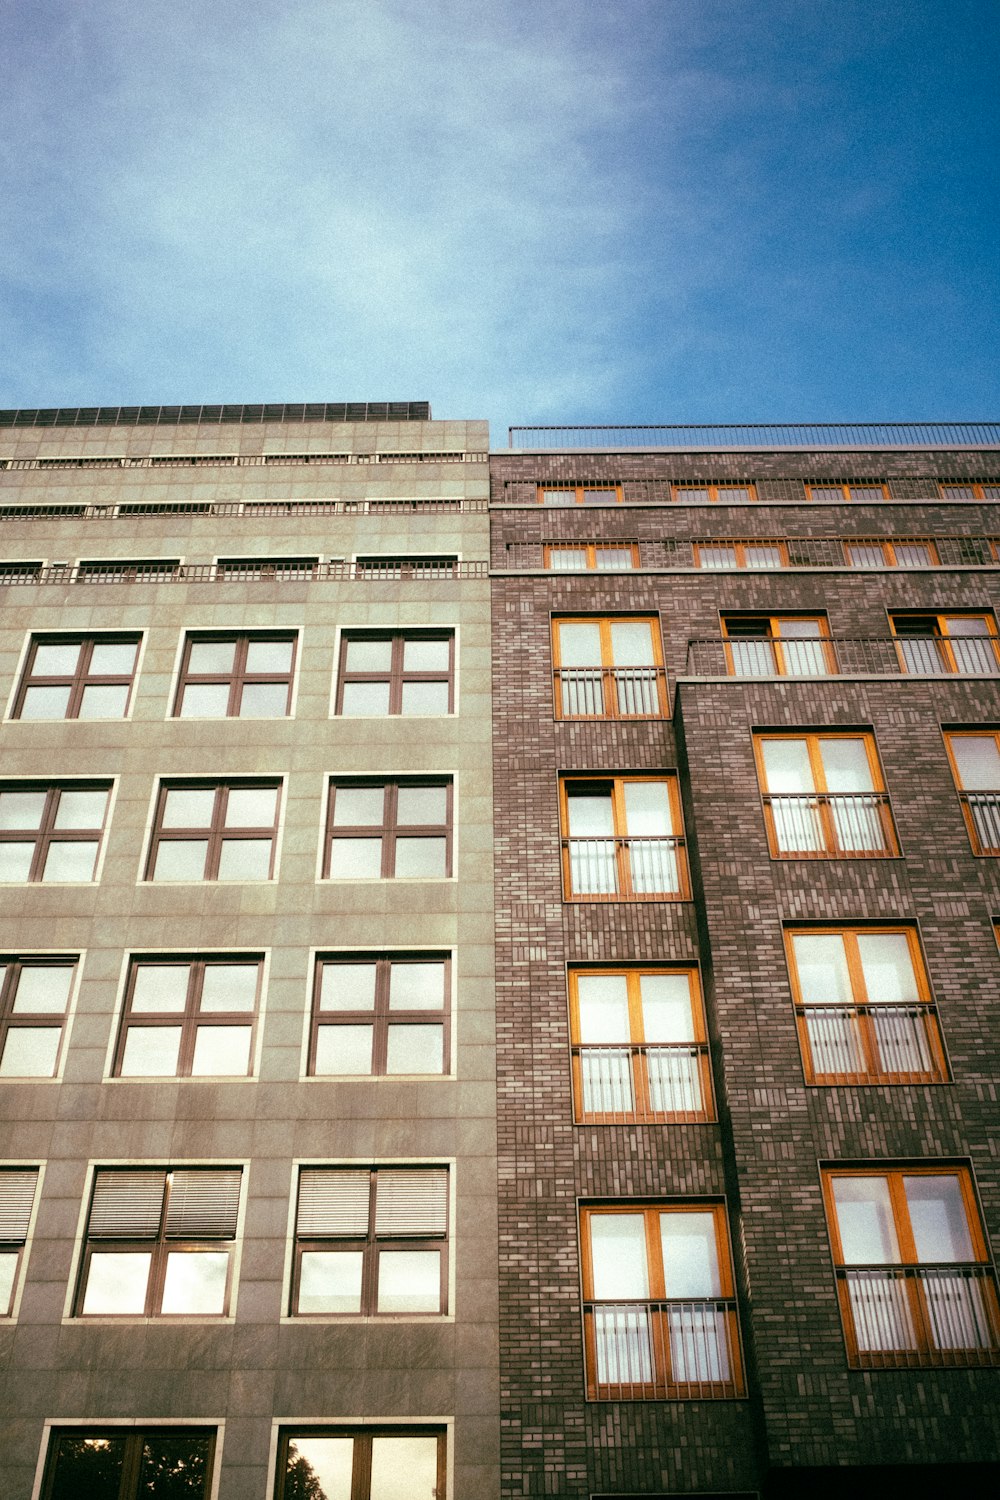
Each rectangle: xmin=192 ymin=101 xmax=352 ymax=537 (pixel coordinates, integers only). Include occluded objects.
xmin=684 ymin=636 xmax=1000 ymax=677
xmin=508 ymin=421 xmax=1000 ymax=450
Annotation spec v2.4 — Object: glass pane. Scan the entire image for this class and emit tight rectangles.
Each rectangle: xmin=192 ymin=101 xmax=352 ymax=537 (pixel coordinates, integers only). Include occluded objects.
xmin=904 ymin=1176 xmax=974 ymax=1262
xmin=19 ymin=685 xmax=72 ymax=719
xmin=328 ymin=838 xmax=383 ymax=878
xmin=396 ymin=785 xmax=448 ymax=825
xmin=403 ymin=637 xmax=450 ymax=672
xmin=238 ymin=681 xmax=289 ymax=717
xmin=47 ymin=1434 xmax=127 ymax=1499
xmin=344 ymin=637 xmax=393 ymax=673
xmin=161 ymin=1251 xmax=229 ymax=1314
xmin=831 ymin=1177 xmax=900 ymax=1263
xmin=856 ymin=933 xmax=918 ymax=1004
xmin=811 ymin=486 xmax=843 ymax=502
xmin=200 ymin=966 xmax=258 ymax=1012
xmin=745 ymin=545 xmax=782 ymax=567
xmin=77 ymin=684 xmax=130 ymax=719
xmin=369 ymin=1436 xmax=440 ymax=1500
xmin=314 ymin=1025 xmax=373 ymax=1074
xmin=0 ymin=1027 xmax=61 ymax=1077
xmin=32 ymin=642 xmax=80 ymax=674
xmin=298 ymin=1250 xmax=364 ymax=1313
xmin=161 ymin=788 xmax=215 ymax=828
xmin=582 ymin=488 xmax=614 ymax=504
xmin=848 ymin=543 xmax=884 ymax=568
xmin=13 ymin=965 xmax=74 ymax=1013
xmin=950 ymin=735 xmax=1000 ymax=790
xmin=575 ymin=974 xmax=630 ymax=1042
xmin=53 ymin=790 xmax=107 ymax=829
xmin=319 ymin=963 xmax=377 ymax=1011
xmin=139 ymin=1434 xmax=212 ymax=1498
xmin=779 ymin=619 xmax=823 ymax=638
xmin=596 ymin=548 xmax=634 ymax=570
xmin=42 ymin=841 xmax=99 ymax=882
xmin=558 ymin=623 xmax=603 ymax=668
xmin=88 ymin=641 xmax=137 ymax=674
xmin=623 ymin=781 xmax=672 ymax=835
xmin=119 ymin=1027 xmax=183 ymax=1076
xmin=131 ymin=966 xmax=190 ymax=1012
xmin=819 ymin=738 xmax=875 ymax=792
xmin=389 ymin=962 xmax=446 ymax=1010
xmin=187 ymin=639 xmax=236 ymax=673
xmin=590 ymin=1214 xmax=649 ymax=1298
xmin=217 ymin=839 xmax=272 ymax=880
xmin=83 ymin=1251 xmax=151 ymax=1314
xmin=566 ymin=790 xmax=613 ymax=836
xmin=245 ymin=638 xmax=294 ymax=673
xmin=640 ymin=973 xmax=696 ymax=1042
xmin=609 ymin=621 xmax=655 ymax=666
xmin=332 ymin=786 xmax=385 ymax=826
xmin=541 ymin=488 xmax=570 ymax=505
xmin=153 ymin=842 xmax=209 ymax=881
xmin=340 ymin=681 xmax=391 ymax=716
xmin=0 ymin=1254 xmax=16 ymax=1315
xmin=660 ymin=1211 xmax=722 ymax=1296
xmin=285 ymin=1437 xmax=353 ymax=1500
xmin=680 ymin=487 xmax=710 ymax=502
xmin=179 ymin=683 xmax=231 ymax=718
xmin=394 ymin=838 xmax=447 ymax=877
xmin=0 ymin=844 xmax=35 ymax=881
xmin=700 ymin=545 xmax=736 ymax=568
xmin=760 ymin=739 xmax=814 ymax=792
xmin=191 ymin=1026 xmax=252 ymax=1075
xmin=894 ymin=545 xmax=931 ymax=567
xmin=549 ymin=548 xmax=586 ymax=569
xmin=224 ymin=786 xmax=277 ymax=827
xmin=377 ymin=1249 xmax=441 ymax=1312
xmin=400 ymin=680 xmax=450 ymax=716
xmin=792 ymin=933 xmax=852 ymax=1005
xmin=386 ymin=1024 xmax=444 ymax=1073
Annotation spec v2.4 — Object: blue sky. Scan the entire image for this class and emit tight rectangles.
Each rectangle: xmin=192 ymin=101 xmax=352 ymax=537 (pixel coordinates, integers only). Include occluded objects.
xmin=1 ymin=0 xmax=997 ymax=441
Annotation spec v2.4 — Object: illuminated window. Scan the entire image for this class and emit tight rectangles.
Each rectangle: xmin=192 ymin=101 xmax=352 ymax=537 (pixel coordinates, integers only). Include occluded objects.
xmin=560 ymin=775 xmax=688 ymax=900
xmin=146 ymin=780 xmax=281 ymax=882
xmin=41 ymin=1428 xmax=215 ymax=1498
xmin=890 ymin=613 xmax=1000 ymax=675
xmin=274 ymin=1428 xmax=445 ymax=1500
xmin=309 ymin=952 xmax=450 ymax=1076
xmin=754 ymin=732 xmax=897 ymax=857
xmin=335 ymin=631 xmax=454 ymax=716
xmin=694 ymin=540 xmax=786 ymax=568
xmin=944 ymin=729 xmax=1000 ymax=854
xmin=12 ymin=635 xmax=140 ymax=720
xmin=0 ymin=956 xmax=78 ymax=1078
xmin=173 ymin=633 xmax=297 ymax=718
xmin=544 ymin=542 xmax=639 ymax=570
xmin=537 ymin=484 xmax=622 ymax=506
xmin=805 ymin=482 xmax=889 ymax=502
xmin=844 ymin=539 xmax=938 ymax=568
xmin=324 ymin=778 xmax=452 ymax=880
xmin=114 ymin=955 xmax=263 ymax=1078
xmin=0 ymin=1168 xmax=39 ymax=1316
xmin=721 ymin=615 xmax=835 ymax=676
xmin=0 ymin=782 xmax=112 ymax=883
xmin=671 ymin=483 xmax=756 ymax=503
xmin=552 ymin=617 xmax=666 ymax=718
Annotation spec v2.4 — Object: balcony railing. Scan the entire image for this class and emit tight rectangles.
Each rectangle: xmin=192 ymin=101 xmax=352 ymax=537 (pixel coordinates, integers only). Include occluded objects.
xmin=554 ymin=666 xmax=668 ymax=718
xmin=562 ymin=836 xmax=688 ymax=900
xmin=960 ymin=791 xmax=1000 ymax=854
xmin=573 ymin=1042 xmax=712 ymax=1121
xmin=508 ymin=420 xmax=1000 ymax=449
xmin=0 ymin=560 xmax=487 ymax=587
xmin=585 ymin=1299 xmax=743 ymax=1398
xmin=684 ymin=637 xmax=1000 ymax=677
xmin=839 ymin=1264 xmax=1000 ymax=1368
xmin=796 ymin=1003 xmax=945 ymax=1083
xmin=763 ymin=792 xmax=897 ymax=856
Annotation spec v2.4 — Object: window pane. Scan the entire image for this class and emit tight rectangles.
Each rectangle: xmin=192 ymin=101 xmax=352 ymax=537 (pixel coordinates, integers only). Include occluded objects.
xmin=576 ymin=974 xmax=630 ymax=1042
xmin=340 ymin=681 xmax=392 ymax=716
xmin=319 ymin=963 xmax=377 ymax=1011
xmin=400 ymin=680 xmax=450 ymax=715
xmin=582 ymin=488 xmax=614 ymax=504
xmin=139 ymin=1435 xmax=212 ymax=1497
xmin=191 ymin=1026 xmax=252 ymax=1075
xmin=286 ymin=1437 xmax=354 ymax=1499
xmin=402 ymin=638 xmax=450 ymax=672
xmin=179 ymin=683 xmax=232 ymax=717
xmin=904 ymin=1176 xmax=974 ymax=1262
xmin=0 ymin=1027 xmax=61 ymax=1077
xmin=590 ymin=1214 xmax=649 ymax=1298
xmin=0 ymin=791 xmax=46 ymax=829
xmin=78 ymin=684 xmax=130 ymax=719
xmin=388 ymin=962 xmax=446 ymax=1010
xmin=394 ymin=838 xmax=447 ymax=877
xmin=42 ymin=841 xmax=99 ymax=882
xmin=187 ymin=640 xmax=236 ymax=673
xmin=199 ymin=966 xmax=258 ymax=1012
xmin=119 ymin=1027 xmax=184 ymax=1076
xmin=369 ymin=1436 xmax=440 ymax=1500
xmin=245 ymin=639 xmax=294 ymax=673
xmin=609 ymin=621 xmax=655 ymax=666
xmin=217 ymin=839 xmax=272 ymax=880
xmin=558 ymin=623 xmax=603 ymax=667
xmin=19 ymin=685 xmax=73 ymax=719
xmin=131 ymin=966 xmax=190 ymax=1013
xmin=83 ymin=1251 xmax=151 ymax=1314
xmin=47 ymin=1435 xmax=127 ymax=1499
xmin=597 ymin=548 xmax=634 ymax=570
xmin=13 ymin=965 xmax=74 ymax=1013
xmin=332 ymin=786 xmax=385 ymax=825
xmin=819 ymin=738 xmax=875 ymax=792
xmin=791 ymin=934 xmax=852 ymax=1005
xmin=760 ymin=739 xmax=814 ymax=792
xmin=566 ymin=790 xmax=613 ymax=836
xmin=153 ymin=842 xmax=209 ymax=881
xmin=377 ymin=1250 xmax=441 ymax=1312
xmin=0 ymin=1255 xmax=17 ymax=1314
xmin=53 ymin=790 xmax=107 ymax=829
xmin=0 ymin=845 xmax=35 ymax=881
xmin=396 ymin=785 xmax=448 ymax=825
xmin=745 ymin=545 xmax=782 ymax=567
xmin=237 ymin=682 xmax=289 ymax=717
xmin=831 ymin=1177 xmax=900 ymax=1263
xmin=299 ymin=1250 xmax=364 ymax=1313
xmin=623 ymin=781 xmax=672 ymax=835
xmin=549 ymin=548 xmax=587 ymax=569
xmin=640 ymin=974 xmax=696 ymax=1042
xmin=32 ymin=643 xmax=80 ymax=674
xmin=224 ymin=786 xmax=277 ymax=827
xmin=314 ymin=1025 xmax=373 ymax=1074
xmin=162 ymin=788 xmax=215 ymax=828
xmin=779 ymin=619 xmax=823 ymax=638
xmin=344 ymin=637 xmax=393 ymax=673
xmin=950 ymin=735 xmax=1000 ymax=790
xmin=660 ymin=1212 xmax=721 ymax=1296
xmin=88 ymin=641 xmax=137 ymax=674
xmin=161 ymin=1251 xmax=229 ymax=1314
xmin=386 ymin=1024 xmax=444 ymax=1073
xmin=856 ymin=934 xmax=918 ymax=1003
xmin=328 ymin=838 xmax=383 ymax=878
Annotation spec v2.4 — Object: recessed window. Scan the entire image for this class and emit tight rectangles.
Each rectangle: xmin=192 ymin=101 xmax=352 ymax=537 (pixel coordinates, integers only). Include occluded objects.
xmin=173 ymin=633 xmax=297 ymax=718
xmin=75 ymin=558 xmax=180 ymax=581
xmin=75 ymin=1166 xmax=242 ymax=1317
xmin=754 ymin=732 xmax=897 ymax=857
xmin=354 ymin=553 xmax=457 ymax=576
xmin=42 ymin=1428 xmax=215 ymax=1498
xmin=537 ymin=484 xmax=622 ymax=506
xmin=939 ymin=481 xmax=1000 ymax=500
xmin=274 ymin=1428 xmax=445 ymax=1500
xmin=694 ymin=540 xmax=786 ymax=568
xmin=0 ymin=782 xmax=112 ymax=883
xmin=569 ymin=967 xmax=712 ymax=1122
xmin=552 ymin=618 xmax=666 ymax=719
xmin=310 ymin=952 xmax=450 ymax=1076
xmin=844 ymin=538 xmax=938 ymax=568
xmin=785 ymin=927 xmax=947 ymax=1084
xmin=216 ymin=554 xmax=318 ymax=577
xmin=0 ymin=561 xmax=43 ymax=583
xmin=890 ymin=612 xmax=1000 ymax=675
xmin=324 ymin=778 xmax=453 ymax=879
xmin=560 ymin=775 xmax=688 ymax=900
xmin=672 ymin=482 xmax=756 ymax=503
xmin=0 ymin=956 xmax=78 ymax=1078
xmin=145 ymin=780 xmax=281 ymax=882
xmin=805 ymin=482 xmax=889 ymax=502
xmin=12 ymin=635 xmax=140 ymax=720
xmin=544 ymin=542 xmax=639 ymax=570
xmin=944 ymin=729 xmax=1000 ymax=854
xmin=335 ymin=631 xmax=454 ymax=716
xmin=114 ymin=955 xmax=263 ymax=1078
xmin=721 ymin=614 xmax=835 ymax=676
xmin=822 ymin=1166 xmax=1000 ymax=1367
xmin=0 ymin=1167 xmax=39 ymax=1315
xmin=291 ymin=1165 xmax=449 ymax=1316
xmin=580 ymin=1203 xmax=743 ymax=1398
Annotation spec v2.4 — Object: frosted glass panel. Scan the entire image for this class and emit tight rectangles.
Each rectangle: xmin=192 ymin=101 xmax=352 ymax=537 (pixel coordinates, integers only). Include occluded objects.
xmin=832 ymin=1177 xmax=899 ymax=1263
xmin=590 ymin=1214 xmax=648 ymax=1299
xmin=660 ymin=1212 xmax=721 ymax=1296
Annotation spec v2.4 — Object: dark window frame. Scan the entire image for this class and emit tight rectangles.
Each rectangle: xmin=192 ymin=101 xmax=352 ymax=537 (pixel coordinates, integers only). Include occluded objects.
xmin=113 ymin=954 xmax=264 ymax=1078
xmin=0 ymin=780 xmax=113 ymax=884
xmin=334 ymin=630 xmax=455 ymax=716
xmin=323 ymin=777 xmax=454 ymax=880
xmin=145 ymin=779 xmax=282 ymax=883
xmin=41 ymin=1426 xmax=216 ymax=1500
xmin=0 ymin=1166 xmax=39 ymax=1317
xmin=0 ymin=955 xmax=78 ymax=1079
xmin=172 ymin=631 xmax=298 ymax=718
xmin=309 ymin=951 xmax=452 ymax=1077
xmin=12 ymin=634 xmax=141 ymax=720
xmin=274 ymin=1426 xmax=446 ymax=1500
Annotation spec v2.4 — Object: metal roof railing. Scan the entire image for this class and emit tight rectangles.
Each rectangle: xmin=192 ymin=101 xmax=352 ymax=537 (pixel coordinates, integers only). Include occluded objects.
xmin=507 ymin=422 xmax=1000 ymax=451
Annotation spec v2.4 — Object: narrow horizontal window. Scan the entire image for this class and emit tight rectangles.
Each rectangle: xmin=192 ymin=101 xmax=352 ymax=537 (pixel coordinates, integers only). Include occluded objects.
xmin=42 ymin=1427 xmax=215 ymax=1498
xmin=275 ymin=1427 xmax=445 ymax=1500
xmin=694 ymin=540 xmax=785 ymax=568
xmin=672 ymin=483 xmax=756 ymax=503
xmin=844 ymin=538 xmax=938 ymax=568
xmin=805 ymin=482 xmax=889 ymax=502
xmin=537 ymin=484 xmax=622 ymax=506
xmin=353 ymin=553 xmax=457 ymax=575
xmin=215 ymin=555 xmax=318 ymax=577
xmin=75 ymin=558 xmax=180 ymax=581
xmin=939 ymin=481 xmax=1000 ymax=500
xmin=544 ymin=542 xmax=639 ymax=570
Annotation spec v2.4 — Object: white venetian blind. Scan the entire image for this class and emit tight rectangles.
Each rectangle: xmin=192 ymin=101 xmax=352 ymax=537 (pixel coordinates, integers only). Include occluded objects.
xmin=88 ymin=1170 xmax=166 ymax=1238
xmin=297 ymin=1169 xmax=371 ymax=1236
xmin=164 ymin=1169 xmax=242 ymax=1238
xmin=374 ymin=1169 xmax=448 ymax=1237
xmin=0 ymin=1169 xmax=38 ymax=1241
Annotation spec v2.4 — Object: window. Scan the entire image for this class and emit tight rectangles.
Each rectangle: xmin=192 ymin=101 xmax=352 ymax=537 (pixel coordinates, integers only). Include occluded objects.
xmin=291 ymin=1165 xmax=449 ymax=1316
xmin=721 ymin=615 xmax=835 ymax=676
xmin=216 ymin=554 xmax=318 ymax=577
xmin=0 ymin=560 xmax=43 ymax=583
xmin=822 ymin=1166 xmax=1000 ymax=1367
xmin=694 ymin=540 xmax=786 ymax=568
xmin=275 ymin=1427 xmax=445 ymax=1500
xmin=844 ymin=538 xmax=938 ymax=568
xmin=939 ymin=481 xmax=1000 ymax=500
xmin=569 ymin=968 xmax=712 ymax=1122
xmin=890 ymin=612 xmax=1000 ymax=675
xmin=580 ymin=1203 xmax=743 ymax=1398
xmin=560 ymin=775 xmax=688 ymax=900
xmin=0 ymin=956 xmax=78 ymax=1077
xmin=76 ymin=558 xmax=180 ymax=581
xmin=324 ymin=778 xmax=453 ymax=879
xmin=805 ymin=482 xmax=889 ymax=502
xmin=114 ymin=955 xmax=263 ymax=1078
xmin=0 ymin=1167 xmax=39 ymax=1315
xmin=0 ymin=782 xmax=112 ymax=883
xmin=354 ymin=553 xmax=457 ymax=576
xmin=944 ymin=730 xmax=1000 ymax=854
xmin=145 ymin=779 xmax=281 ymax=882
xmin=786 ymin=928 xmax=947 ymax=1084
xmin=41 ymin=1427 xmax=215 ymax=1499
xmin=74 ymin=1166 xmax=241 ymax=1317
xmin=335 ymin=631 xmax=454 ymax=716
xmin=672 ymin=482 xmax=756 ymax=503
xmin=538 ymin=484 xmax=622 ymax=506
xmin=310 ymin=952 xmax=450 ymax=1076
xmin=12 ymin=635 xmax=140 ymax=720
xmin=552 ymin=618 xmax=667 ymax=719
xmin=173 ymin=632 xmax=297 ymax=718
xmin=544 ymin=542 xmax=639 ymax=570
xmin=754 ymin=732 xmax=897 ymax=857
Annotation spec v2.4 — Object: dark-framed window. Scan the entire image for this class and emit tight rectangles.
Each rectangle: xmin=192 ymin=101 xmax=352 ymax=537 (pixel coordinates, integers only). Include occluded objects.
xmin=309 ymin=951 xmax=451 ymax=1076
xmin=291 ymin=1165 xmax=449 ymax=1316
xmin=354 ymin=553 xmax=457 ymax=576
xmin=0 ymin=781 xmax=113 ymax=883
xmin=76 ymin=558 xmax=180 ymax=582
xmin=275 ymin=1427 xmax=446 ymax=1500
xmin=335 ymin=631 xmax=454 ymax=716
xmin=114 ymin=955 xmax=263 ymax=1078
xmin=12 ymin=635 xmax=140 ymax=721
xmin=324 ymin=778 xmax=453 ymax=879
xmin=75 ymin=1166 xmax=242 ymax=1317
xmin=0 ymin=955 xmax=78 ymax=1078
xmin=216 ymin=554 xmax=318 ymax=577
xmin=173 ymin=632 xmax=297 ymax=718
xmin=0 ymin=1167 xmax=39 ymax=1316
xmin=145 ymin=779 xmax=281 ymax=882
xmin=41 ymin=1426 xmax=215 ymax=1500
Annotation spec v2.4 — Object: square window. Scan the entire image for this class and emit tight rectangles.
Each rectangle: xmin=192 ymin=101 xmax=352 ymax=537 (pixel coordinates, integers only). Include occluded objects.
xmin=174 ymin=632 xmax=297 ymax=717
xmin=553 ymin=617 xmax=666 ymax=719
xmin=42 ymin=1427 xmax=215 ymax=1498
xmin=114 ymin=956 xmax=262 ymax=1077
xmin=12 ymin=635 xmax=140 ymax=720
xmin=310 ymin=952 xmax=450 ymax=1076
xmin=0 ymin=1167 xmax=39 ymax=1316
xmin=274 ymin=1428 xmax=445 ymax=1500
xmin=324 ymin=779 xmax=453 ymax=879
xmin=754 ymin=732 xmax=898 ymax=858
xmin=146 ymin=780 xmax=281 ymax=882
xmin=0 ymin=782 xmax=111 ymax=883
xmin=0 ymin=956 xmax=78 ymax=1077
xmin=336 ymin=631 xmax=455 ymax=716
xmin=560 ymin=775 xmax=688 ymax=900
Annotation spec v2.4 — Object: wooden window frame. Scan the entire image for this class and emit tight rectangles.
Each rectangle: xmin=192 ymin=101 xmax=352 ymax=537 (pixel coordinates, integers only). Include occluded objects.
xmin=274 ymin=1427 xmax=447 ymax=1500
xmin=0 ymin=781 xmax=112 ymax=884
xmin=843 ymin=538 xmax=940 ymax=568
xmin=693 ymin=540 xmax=788 ymax=568
xmin=804 ymin=482 xmax=890 ymax=503
xmin=0 ymin=955 xmax=78 ymax=1079
xmin=324 ymin=778 xmax=454 ymax=880
xmin=12 ymin=634 xmax=141 ymax=720
xmin=670 ymin=482 xmax=757 ymax=504
xmin=580 ymin=1202 xmax=744 ymax=1399
xmin=543 ymin=541 xmax=641 ymax=570
xmin=939 ymin=481 xmax=1000 ymax=500
xmin=113 ymin=955 xmax=264 ymax=1078
xmin=753 ymin=732 xmax=898 ymax=859
xmin=943 ymin=729 xmax=1000 ymax=854
xmin=889 ymin=612 xmax=1000 ymax=675
xmin=0 ymin=1167 xmax=39 ymax=1316
xmin=720 ymin=615 xmax=836 ymax=676
xmin=559 ymin=774 xmax=689 ymax=901
xmin=145 ymin=779 xmax=281 ymax=882
xmin=536 ymin=484 xmax=623 ymax=506
xmin=822 ymin=1165 xmax=1000 ymax=1368
xmin=173 ymin=632 xmax=298 ymax=718
xmin=41 ymin=1428 xmax=216 ymax=1500
xmin=568 ymin=966 xmax=713 ymax=1123
xmin=552 ymin=617 xmax=667 ymax=720
xmin=309 ymin=951 xmax=452 ymax=1077
xmin=334 ymin=630 xmax=455 ymax=716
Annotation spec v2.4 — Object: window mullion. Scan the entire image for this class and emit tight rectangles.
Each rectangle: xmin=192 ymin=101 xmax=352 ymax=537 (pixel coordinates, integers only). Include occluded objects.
xmin=389 ymin=635 xmax=404 ymax=714
xmin=176 ymin=965 xmax=203 ymax=1075
xmin=363 ymin=1172 xmax=379 ymax=1314
xmin=206 ymin=788 xmax=227 ymax=880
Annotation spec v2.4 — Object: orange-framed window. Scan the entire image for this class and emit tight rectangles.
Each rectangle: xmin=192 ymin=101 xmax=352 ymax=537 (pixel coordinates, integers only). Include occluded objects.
xmin=671 ymin=483 xmax=756 ymax=504
xmin=805 ymin=482 xmax=889 ymax=502
xmin=939 ymin=481 xmax=1000 ymax=500
xmin=559 ymin=775 xmax=688 ymax=901
xmin=843 ymin=538 xmax=939 ymax=568
xmin=822 ymin=1165 xmax=999 ymax=1368
xmin=943 ymin=729 xmax=1000 ymax=854
xmin=543 ymin=541 xmax=640 ymax=571
xmin=537 ymin=484 xmax=622 ymax=506
xmin=721 ymin=614 xmax=836 ymax=676
xmin=580 ymin=1202 xmax=744 ymax=1399
xmin=694 ymin=540 xmax=787 ymax=569
xmin=785 ymin=927 xmax=947 ymax=1085
xmin=753 ymin=732 xmax=897 ymax=858
xmin=569 ymin=967 xmax=713 ymax=1123
xmin=889 ymin=612 xmax=1000 ymax=675
xmin=552 ymin=617 xmax=666 ymax=719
